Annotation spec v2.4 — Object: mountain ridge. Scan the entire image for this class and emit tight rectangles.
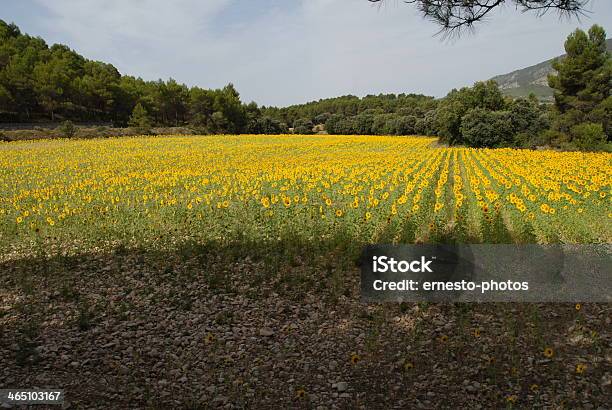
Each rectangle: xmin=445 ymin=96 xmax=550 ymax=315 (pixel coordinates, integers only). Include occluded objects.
xmin=490 ymin=38 xmax=612 ymax=100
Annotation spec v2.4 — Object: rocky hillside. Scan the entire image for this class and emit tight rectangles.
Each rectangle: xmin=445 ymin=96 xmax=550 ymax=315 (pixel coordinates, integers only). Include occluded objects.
xmin=490 ymin=38 xmax=612 ymax=100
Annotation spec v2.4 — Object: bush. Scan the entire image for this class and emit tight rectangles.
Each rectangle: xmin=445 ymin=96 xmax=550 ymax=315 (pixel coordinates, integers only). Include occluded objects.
xmin=537 ymin=129 xmax=569 ymax=147
xmin=248 ymin=116 xmax=287 ymax=134
xmin=570 ymin=122 xmax=608 ymax=151
xmin=293 ymin=118 xmax=314 ymax=134
xmin=58 ymin=120 xmax=76 ymax=138
xmin=460 ymin=108 xmax=514 ymax=148
xmin=513 ymin=132 xmax=535 ymax=148
xmin=154 ymin=127 xmax=195 ymax=135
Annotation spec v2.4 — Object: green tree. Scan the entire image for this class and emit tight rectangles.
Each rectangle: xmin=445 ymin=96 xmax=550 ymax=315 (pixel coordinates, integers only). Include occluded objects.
xmin=33 ymin=44 xmax=84 ymax=121
xmin=214 ymin=83 xmax=246 ymax=133
xmin=415 ymin=110 xmax=437 ymax=136
xmin=210 ymin=111 xmax=228 ymax=133
xmin=371 ymin=114 xmax=395 ymax=135
xmin=128 ymin=102 xmax=152 ymax=134
xmin=155 ymin=78 xmax=189 ymax=126
xmin=314 ymin=112 xmax=331 ymax=125
xmin=293 ymin=118 xmax=314 ymax=134
xmin=33 ymin=58 xmax=69 ymax=120
xmin=0 ymin=84 xmax=13 ymax=115
xmin=435 ymin=80 xmax=505 ymax=144
xmin=73 ymin=61 xmax=121 ymax=120
xmin=248 ymin=116 xmax=287 ymax=134
xmin=548 ymin=25 xmax=611 ymax=145
xmin=244 ymin=101 xmax=262 ymax=133
xmin=325 ymin=114 xmax=345 ymax=134
xmin=188 ymin=87 xmax=215 ymax=128
xmin=435 ymin=101 xmax=463 ymax=144
xmin=353 ymin=114 xmax=375 ymax=134
xmin=393 ymin=115 xmax=417 ymax=135
xmin=460 ymin=108 xmax=514 ymax=148
xmin=508 ymin=97 xmax=546 ymax=146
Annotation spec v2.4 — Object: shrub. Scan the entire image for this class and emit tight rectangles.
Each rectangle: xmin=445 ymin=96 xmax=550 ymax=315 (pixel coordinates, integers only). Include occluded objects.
xmin=513 ymin=132 xmax=535 ymax=148
xmin=537 ymin=129 xmax=569 ymax=147
xmin=249 ymin=116 xmax=287 ymax=134
xmin=293 ymin=118 xmax=314 ymax=134
xmin=58 ymin=120 xmax=76 ymax=138
xmin=570 ymin=122 xmax=608 ymax=151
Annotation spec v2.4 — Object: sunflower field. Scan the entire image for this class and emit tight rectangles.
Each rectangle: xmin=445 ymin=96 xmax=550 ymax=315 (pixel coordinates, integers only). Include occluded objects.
xmin=1 ymin=135 xmax=610 ymax=259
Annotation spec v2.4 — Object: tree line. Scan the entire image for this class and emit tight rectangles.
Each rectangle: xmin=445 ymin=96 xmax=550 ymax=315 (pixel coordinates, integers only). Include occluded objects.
xmin=261 ymin=82 xmax=549 ymax=145
xmin=0 ymin=19 xmax=287 ymax=134
xmin=1 ymin=19 xmax=609 ymax=151
xmin=263 ymin=24 xmax=610 ymax=151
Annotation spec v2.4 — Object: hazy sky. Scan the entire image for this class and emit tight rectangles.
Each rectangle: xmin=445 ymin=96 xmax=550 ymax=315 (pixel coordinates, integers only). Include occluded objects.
xmin=3 ymin=0 xmax=612 ymax=106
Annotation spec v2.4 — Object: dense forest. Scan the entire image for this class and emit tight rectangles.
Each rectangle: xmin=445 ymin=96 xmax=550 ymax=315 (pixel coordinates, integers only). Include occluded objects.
xmin=0 ymin=19 xmax=609 ymax=150
xmin=261 ymin=94 xmax=438 ymax=135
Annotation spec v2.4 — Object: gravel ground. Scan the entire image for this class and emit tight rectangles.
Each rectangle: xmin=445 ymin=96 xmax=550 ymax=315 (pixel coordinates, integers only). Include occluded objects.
xmin=1 ymin=250 xmax=610 ymax=409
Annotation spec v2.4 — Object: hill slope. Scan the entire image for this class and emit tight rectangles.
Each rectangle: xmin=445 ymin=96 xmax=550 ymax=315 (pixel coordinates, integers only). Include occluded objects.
xmin=490 ymin=38 xmax=612 ymax=100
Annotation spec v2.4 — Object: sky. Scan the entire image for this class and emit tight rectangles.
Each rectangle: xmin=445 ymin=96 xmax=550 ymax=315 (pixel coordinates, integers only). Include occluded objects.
xmin=2 ymin=0 xmax=612 ymax=106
